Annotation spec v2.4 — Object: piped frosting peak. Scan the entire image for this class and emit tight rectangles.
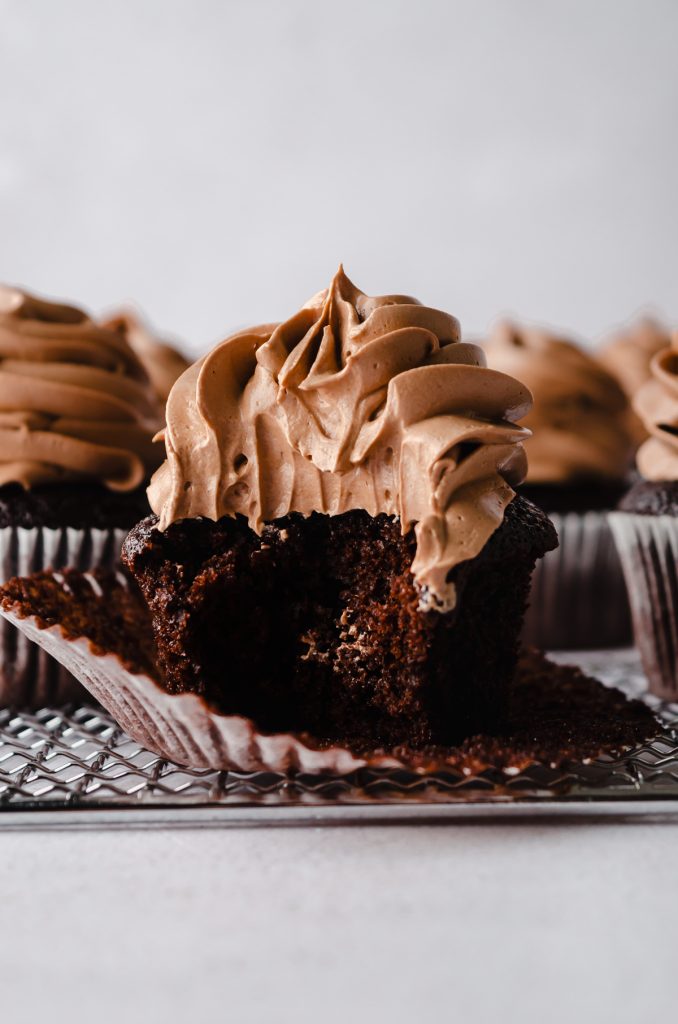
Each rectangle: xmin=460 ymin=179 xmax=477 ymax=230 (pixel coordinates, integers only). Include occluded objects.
xmin=149 ymin=268 xmax=532 ymax=611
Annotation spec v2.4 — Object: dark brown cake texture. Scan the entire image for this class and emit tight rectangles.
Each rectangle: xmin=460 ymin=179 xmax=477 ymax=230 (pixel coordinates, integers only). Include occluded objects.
xmin=120 ymin=496 xmax=556 ymax=749
xmin=618 ymin=479 xmax=678 ymax=516
xmin=0 ymin=482 xmax=153 ymax=530
xmin=0 ymin=568 xmax=656 ymax=773
xmin=383 ymin=648 xmax=657 ymax=773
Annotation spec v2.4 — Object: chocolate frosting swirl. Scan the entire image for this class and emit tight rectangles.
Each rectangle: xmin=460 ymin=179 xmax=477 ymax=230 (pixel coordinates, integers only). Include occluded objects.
xmin=634 ymin=332 xmax=678 ymax=480
xmin=483 ymin=322 xmax=634 ymax=483
xmin=597 ymin=318 xmax=672 ymax=445
xmin=598 ymin=317 xmax=671 ymax=400
xmin=103 ymin=310 xmax=190 ymax=403
xmin=0 ymin=286 xmax=163 ymax=491
xmin=149 ymin=268 xmax=531 ymax=612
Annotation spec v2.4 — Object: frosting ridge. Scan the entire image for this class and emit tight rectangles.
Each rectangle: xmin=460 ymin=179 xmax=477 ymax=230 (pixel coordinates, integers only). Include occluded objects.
xmin=0 ymin=286 xmax=163 ymax=491
xmin=483 ymin=321 xmax=634 ymax=483
xmin=597 ymin=317 xmax=672 ymax=445
xmin=103 ymin=310 xmax=190 ymax=403
xmin=150 ymin=268 xmax=532 ymax=612
xmin=634 ymin=331 xmax=678 ymax=480
xmin=598 ymin=317 xmax=671 ymax=400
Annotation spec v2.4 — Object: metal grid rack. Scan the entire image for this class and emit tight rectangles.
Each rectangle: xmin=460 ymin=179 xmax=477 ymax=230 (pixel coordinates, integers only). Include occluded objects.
xmin=1 ymin=650 xmax=677 ymax=826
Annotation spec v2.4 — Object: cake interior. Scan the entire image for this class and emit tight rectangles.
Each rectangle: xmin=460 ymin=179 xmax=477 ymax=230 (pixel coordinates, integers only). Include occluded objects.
xmin=0 ymin=568 xmax=657 ymax=770
xmin=122 ymin=497 xmax=556 ymax=748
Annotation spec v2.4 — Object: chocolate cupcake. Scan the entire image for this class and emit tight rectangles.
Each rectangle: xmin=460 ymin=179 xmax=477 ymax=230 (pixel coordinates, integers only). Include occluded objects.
xmin=483 ymin=321 xmax=635 ymax=649
xmin=119 ymin=268 xmax=556 ymax=751
xmin=610 ymin=332 xmax=678 ymax=699
xmin=0 ymin=285 xmax=164 ymax=703
xmin=103 ymin=309 xmax=190 ymax=403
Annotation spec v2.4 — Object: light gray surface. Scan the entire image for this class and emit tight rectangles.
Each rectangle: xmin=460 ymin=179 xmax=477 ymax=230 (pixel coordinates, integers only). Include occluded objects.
xmin=1 ymin=0 xmax=677 ymax=353
xmin=2 ymin=823 xmax=677 ymax=1024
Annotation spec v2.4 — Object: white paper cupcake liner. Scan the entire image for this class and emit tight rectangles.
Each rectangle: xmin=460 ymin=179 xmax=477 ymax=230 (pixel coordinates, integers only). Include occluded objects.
xmin=0 ymin=526 xmax=127 ymax=706
xmin=522 ymin=511 xmax=631 ymax=650
xmin=608 ymin=513 xmax=678 ymax=700
xmin=0 ymin=582 xmax=399 ymax=772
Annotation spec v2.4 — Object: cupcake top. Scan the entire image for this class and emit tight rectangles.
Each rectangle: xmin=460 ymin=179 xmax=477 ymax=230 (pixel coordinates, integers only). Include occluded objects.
xmin=633 ymin=331 xmax=678 ymax=481
xmin=0 ymin=286 xmax=163 ymax=491
xmin=483 ymin=321 xmax=634 ymax=484
xmin=149 ymin=267 xmax=532 ymax=612
xmin=103 ymin=310 xmax=190 ymax=403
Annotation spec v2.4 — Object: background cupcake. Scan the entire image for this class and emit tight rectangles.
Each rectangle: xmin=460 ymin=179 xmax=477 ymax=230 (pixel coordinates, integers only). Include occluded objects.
xmin=610 ymin=332 xmax=678 ymax=699
xmin=483 ymin=321 xmax=635 ymax=649
xmin=0 ymin=284 xmax=164 ymax=703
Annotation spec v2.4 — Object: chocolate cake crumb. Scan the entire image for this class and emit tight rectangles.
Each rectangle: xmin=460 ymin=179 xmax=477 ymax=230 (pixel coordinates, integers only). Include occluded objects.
xmin=370 ymin=649 xmax=657 ymax=772
xmin=0 ymin=568 xmax=155 ymax=675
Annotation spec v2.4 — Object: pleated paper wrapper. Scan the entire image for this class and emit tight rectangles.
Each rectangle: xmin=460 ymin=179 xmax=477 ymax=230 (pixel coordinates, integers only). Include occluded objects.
xmin=522 ymin=511 xmax=631 ymax=650
xmin=0 ymin=526 xmax=127 ymax=705
xmin=608 ymin=512 xmax=678 ymax=701
xmin=0 ymin=584 xmax=400 ymax=773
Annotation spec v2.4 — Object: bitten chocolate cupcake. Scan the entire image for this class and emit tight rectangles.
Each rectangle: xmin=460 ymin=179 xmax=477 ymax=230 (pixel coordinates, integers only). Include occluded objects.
xmin=610 ymin=332 xmax=678 ymax=699
xmin=0 ymin=285 xmax=164 ymax=703
xmin=103 ymin=310 xmax=190 ymax=403
xmin=120 ymin=268 xmax=556 ymax=751
xmin=483 ymin=321 xmax=635 ymax=649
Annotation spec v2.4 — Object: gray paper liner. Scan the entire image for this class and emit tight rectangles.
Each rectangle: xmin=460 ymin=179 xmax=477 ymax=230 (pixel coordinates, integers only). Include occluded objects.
xmin=608 ymin=513 xmax=678 ymax=700
xmin=522 ymin=511 xmax=631 ymax=650
xmin=0 ymin=526 xmax=127 ymax=706
xmin=0 ymin=597 xmax=403 ymax=773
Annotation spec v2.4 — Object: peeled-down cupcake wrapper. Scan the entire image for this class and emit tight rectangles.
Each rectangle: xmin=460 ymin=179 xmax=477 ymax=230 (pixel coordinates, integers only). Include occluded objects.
xmin=0 ymin=571 xmax=397 ymax=772
xmin=0 ymin=526 xmax=127 ymax=706
xmin=522 ymin=511 xmax=631 ymax=650
xmin=608 ymin=513 xmax=678 ymax=701
xmin=0 ymin=567 xmax=662 ymax=775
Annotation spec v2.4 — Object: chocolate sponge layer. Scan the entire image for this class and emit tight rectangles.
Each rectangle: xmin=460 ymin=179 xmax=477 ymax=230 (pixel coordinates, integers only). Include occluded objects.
xmin=122 ymin=497 xmax=557 ymax=748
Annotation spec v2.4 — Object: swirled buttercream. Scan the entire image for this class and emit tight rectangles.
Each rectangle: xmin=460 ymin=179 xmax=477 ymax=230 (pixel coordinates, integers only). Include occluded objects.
xmin=634 ymin=332 xmax=678 ymax=480
xmin=0 ymin=286 xmax=163 ymax=491
xmin=598 ymin=317 xmax=671 ymax=401
xmin=483 ymin=321 xmax=634 ymax=483
xmin=149 ymin=268 xmax=531 ymax=612
xmin=103 ymin=310 xmax=190 ymax=403
xmin=598 ymin=318 xmax=672 ymax=445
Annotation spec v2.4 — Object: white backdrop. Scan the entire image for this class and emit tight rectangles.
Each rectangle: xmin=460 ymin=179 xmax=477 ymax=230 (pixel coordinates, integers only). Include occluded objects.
xmin=1 ymin=0 xmax=676 ymax=357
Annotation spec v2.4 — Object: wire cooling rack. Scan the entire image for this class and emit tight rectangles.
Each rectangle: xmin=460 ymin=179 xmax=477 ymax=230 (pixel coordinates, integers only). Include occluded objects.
xmin=1 ymin=650 xmax=677 ymax=827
